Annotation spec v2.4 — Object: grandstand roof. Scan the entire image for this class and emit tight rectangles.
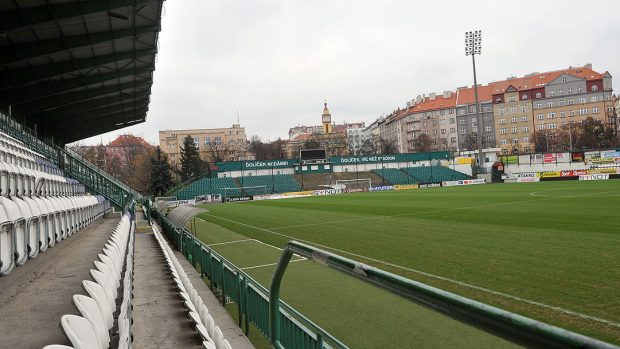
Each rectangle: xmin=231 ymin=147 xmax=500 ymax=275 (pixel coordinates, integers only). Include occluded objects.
xmin=0 ymin=0 xmax=164 ymax=144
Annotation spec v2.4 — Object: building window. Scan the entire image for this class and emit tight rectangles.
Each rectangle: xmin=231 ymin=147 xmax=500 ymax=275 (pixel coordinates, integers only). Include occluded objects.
xmin=547 ymin=102 xmax=554 ymax=108
xmin=521 ymin=94 xmax=528 ymax=100
xmin=560 ymin=111 xmax=566 ymax=118
xmin=500 ymin=128 xmax=507 ymax=134
xmin=521 ymin=116 xmax=528 ymax=122
xmin=499 ymin=108 xmax=505 ymax=115
xmin=592 ymin=85 xmax=598 ymax=91
xmin=535 ymin=92 xmax=542 ymax=98
xmin=460 ymin=129 xmax=466 ymax=134
xmin=508 ymin=96 xmax=516 ymax=102
xmin=458 ymin=109 xmax=465 ymax=115
xmin=522 ymin=137 xmax=530 ymax=142
xmin=562 ymin=77 xmax=568 ymax=83
xmin=547 ymin=112 xmax=556 ymax=119
xmin=558 ymin=100 xmax=565 ymax=106
xmin=591 ymin=96 xmax=598 ymax=102
xmin=441 ymin=129 xmax=446 ymax=134
xmin=537 ymin=114 xmax=544 ymax=120
xmin=512 ymin=138 xmax=519 ymax=144
xmin=548 ymin=123 xmax=557 ymax=130
xmin=511 ymin=127 xmax=517 ymax=134
xmin=537 ymin=125 xmax=544 ymax=130
xmin=522 ymin=126 xmax=529 ymax=133
xmin=459 ymin=119 xmax=465 ymax=125
xmin=449 ymin=118 xmax=455 ymax=124
xmin=499 ymin=118 xmax=506 ymax=124
xmin=569 ymin=110 xmax=576 ymax=117
xmin=509 ymin=106 xmax=516 ymax=113
xmin=558 ymin=89 xmax=564 ymax=95
xmin=535 ymin=102 xmax=542 ymax=109
xmin=579 ymin=97 xmax=586 ymax=104
xmin=510 ymin=117 xmax=517 ymax=123
xmin=550 ymin=91 xmax=555 ymax=97
xmin=485 ymin=126 xmax=492 ymax=132
xmin=484 ymin=106 xmax=492 ymax=112
xmin=520 ymin=105 xmax=526 ymax=112
xmin=577 ymin=86 xmax=583 ymax=93
xmin=567 ymin=99 xmax=574 ymax=105
xmin=592 ymin=107 xmax=599 ymax=114
xmin=500 ymin=139 xmax=508 ymax=145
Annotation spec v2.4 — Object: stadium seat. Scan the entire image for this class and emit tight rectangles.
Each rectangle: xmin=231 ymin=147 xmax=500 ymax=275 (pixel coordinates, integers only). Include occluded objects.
xmin=83 ymin=280 xmax=114 ymax=330
xmin=72 ymin=295 xmax=110 ymax=349
xmin=42 ymin=345 xmax=75 ymax=349
xmin=60 ymin=315 xmax=101 ymax=349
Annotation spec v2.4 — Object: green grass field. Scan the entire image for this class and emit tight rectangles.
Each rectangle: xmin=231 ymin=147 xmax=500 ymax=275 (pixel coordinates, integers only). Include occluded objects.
xmin=194 ymin=180 xmax=620 ymax=348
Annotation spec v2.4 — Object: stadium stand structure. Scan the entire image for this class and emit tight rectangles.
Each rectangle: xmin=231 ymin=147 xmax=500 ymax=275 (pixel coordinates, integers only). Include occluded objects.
xmin=175 ymin=176 xmax=240 ymax=200
xmin=372 ymin=168 xmax=417 ymax=185
xmin=402 ymin=166 xmax=470 ymax=183
xmin=237 ymin=174 xmax=301 ymax=195
xmin=372 ymin=166 xmax=470 ymax=185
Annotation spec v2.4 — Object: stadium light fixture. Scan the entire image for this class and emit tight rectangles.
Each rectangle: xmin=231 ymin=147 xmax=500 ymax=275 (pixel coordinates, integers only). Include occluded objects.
xmin=465 ymin=30 xmax=484 ymax=169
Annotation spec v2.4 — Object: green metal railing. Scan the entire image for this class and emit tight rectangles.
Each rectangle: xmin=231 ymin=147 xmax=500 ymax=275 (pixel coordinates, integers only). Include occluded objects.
xmin=151 ymin=208 xmax=348 ymax=349
xmin=269 ymin=241 xmax=619 ymax=349
xmin=0 ymin=112 xmax=138 ymax=209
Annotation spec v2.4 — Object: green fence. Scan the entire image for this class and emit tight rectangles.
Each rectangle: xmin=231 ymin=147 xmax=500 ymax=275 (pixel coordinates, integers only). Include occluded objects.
xmin=152 ymin=208 xmax=348 ymax=349
xmin=0 ymin=112 xmax=138 ymax=209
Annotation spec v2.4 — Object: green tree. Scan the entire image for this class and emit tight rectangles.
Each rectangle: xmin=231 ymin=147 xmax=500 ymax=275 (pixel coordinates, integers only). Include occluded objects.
xmin=180 ymin=135 xmax=203 ymax=181
xmin=150 ymin=146 xmax=173 ymax=196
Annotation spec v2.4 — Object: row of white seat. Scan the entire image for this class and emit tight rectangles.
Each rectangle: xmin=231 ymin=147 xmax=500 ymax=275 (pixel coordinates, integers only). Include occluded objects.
xmin=0 ymin=159 xmax=109 ymax=275
xmin=0 ymin=132 xmax=63 ymax=176
xmin=43 ymin=213 xmax=135 ymax=349
xmin=152 ymin=224 xmax=232 ymax=349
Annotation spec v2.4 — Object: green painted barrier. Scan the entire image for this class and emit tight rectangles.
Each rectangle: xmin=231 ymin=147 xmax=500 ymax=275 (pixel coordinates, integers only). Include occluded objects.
xmin=269 ymin=241 xmax=619 ymax=349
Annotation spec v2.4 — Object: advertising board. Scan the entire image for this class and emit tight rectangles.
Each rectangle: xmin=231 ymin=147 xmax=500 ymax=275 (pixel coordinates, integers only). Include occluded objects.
xmin=442 ymin=178 xmax=486 ymax=187
xmin=560 ymin=169 xmax=587 ymax=177
xmin=579 ymin=174 xmax=609 ymax=181
xmin=394 ymin=184 xmax=419 ymax=190
xmin=419 ymin=183 xmax=442 ymax=188
xmin=517 ymin=177 xmax=540 ymax=183
xmin=571 ymin=152 xmax=585 ymax=162
xmin=539 ymin=171 xmax=561 ymax=178
xmin=225 ymin=196 xmax=253 ymax=203
xmin=369 ymin=186 xmax=394 ymax=192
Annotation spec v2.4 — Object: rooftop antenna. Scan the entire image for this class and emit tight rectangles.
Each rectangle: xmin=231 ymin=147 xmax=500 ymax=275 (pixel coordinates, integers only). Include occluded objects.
xmin=236 ymin=108 xmax=240 ymax=124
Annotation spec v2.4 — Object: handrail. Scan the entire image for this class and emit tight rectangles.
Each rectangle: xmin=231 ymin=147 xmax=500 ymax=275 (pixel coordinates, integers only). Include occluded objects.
xmin=269 ymin=241 xmax=619 ymax=349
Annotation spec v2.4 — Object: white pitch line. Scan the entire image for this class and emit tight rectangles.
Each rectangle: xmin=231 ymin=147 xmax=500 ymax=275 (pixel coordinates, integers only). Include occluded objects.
xmin=269 ymin=189 xmax=620 ymax=231
xmin=207 ymin=239 xmax=252 ymax=246
xmin=204 ymin=210 xmax=620 ymax=329
xmin=241 ymin=258 xmax=306 ymax=271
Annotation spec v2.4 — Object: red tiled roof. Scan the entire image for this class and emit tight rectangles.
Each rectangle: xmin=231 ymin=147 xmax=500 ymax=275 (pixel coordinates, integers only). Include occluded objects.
xmin=456 ymin=84 xmax=493 ymax=105
xmin=489 ymin=66 xmax=604 ymax=95
xmin=108 ymin=134 xmax=153 ymax=147
xmin=409 ymin=93 xmax=457 ymax=114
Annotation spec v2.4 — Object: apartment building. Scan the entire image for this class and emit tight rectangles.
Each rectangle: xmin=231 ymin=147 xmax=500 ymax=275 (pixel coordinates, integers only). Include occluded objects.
xmin=380 ymin=109 xmax=408 ymax=153
xmin=402 ymin=92 xmax=457 ymax=151
xmin=492 ymin=65 xmax=613 ymax=153
xmin=455 ymin=85 xmax=495 ymax=151
xmin=159 ymin=123 xmax=247 ymax=165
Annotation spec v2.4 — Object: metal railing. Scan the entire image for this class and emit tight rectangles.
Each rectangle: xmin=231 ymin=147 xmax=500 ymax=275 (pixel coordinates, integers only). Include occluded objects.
xmin=269 ymin=241 xmax=619 ymax=349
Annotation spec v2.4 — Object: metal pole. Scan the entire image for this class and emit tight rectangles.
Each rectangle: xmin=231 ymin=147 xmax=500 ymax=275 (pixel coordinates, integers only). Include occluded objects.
xmin=471 ymin=54 xmax=484 ymax=171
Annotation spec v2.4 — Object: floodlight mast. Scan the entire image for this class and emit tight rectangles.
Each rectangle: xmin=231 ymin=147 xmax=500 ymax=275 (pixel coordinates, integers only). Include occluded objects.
xmin=465 ymin=30 xmax=484 ymax=171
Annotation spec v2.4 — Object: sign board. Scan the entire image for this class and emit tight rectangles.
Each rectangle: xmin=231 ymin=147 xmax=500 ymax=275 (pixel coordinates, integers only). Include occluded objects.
xmin=442 ymin=178 xmax=486 ymax=187
xmin=579 ymin=174 xmax=609 ymax=181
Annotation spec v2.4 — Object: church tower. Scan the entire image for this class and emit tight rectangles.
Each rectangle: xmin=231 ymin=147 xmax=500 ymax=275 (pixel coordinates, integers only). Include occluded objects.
xmin=322 ymin=101 xmax=332 ymax=134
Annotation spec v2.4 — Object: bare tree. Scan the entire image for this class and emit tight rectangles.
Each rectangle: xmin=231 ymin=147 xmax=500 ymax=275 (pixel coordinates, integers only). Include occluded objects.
xmin=412 ymin=134 xmax=432 ymax=152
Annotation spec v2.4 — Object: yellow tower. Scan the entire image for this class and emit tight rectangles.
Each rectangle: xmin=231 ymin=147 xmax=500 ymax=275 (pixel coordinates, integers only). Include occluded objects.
xmin=322 ymin=101 xmax=332 ymax=134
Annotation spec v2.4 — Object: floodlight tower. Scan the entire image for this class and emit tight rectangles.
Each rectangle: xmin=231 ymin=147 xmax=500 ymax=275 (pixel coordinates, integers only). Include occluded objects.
xmin=465 ymin=30 xmax=484 ymax=170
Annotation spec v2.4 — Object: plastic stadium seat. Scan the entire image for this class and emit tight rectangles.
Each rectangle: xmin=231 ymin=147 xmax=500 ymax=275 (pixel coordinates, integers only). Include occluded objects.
xmin=42 ymin=345 xmax=75 ymax=349
xmin=72 ymin=295 xmax=110 ymax=349
xmin=203 ymin=340 xmax=217 ymax=349
xmin=83 ymin=280 xmax=114 ymax=330
xmin=60 ymin=315 xmax=101 ymax=349
xmin=90 ymin=269 xmax=116 ymax=309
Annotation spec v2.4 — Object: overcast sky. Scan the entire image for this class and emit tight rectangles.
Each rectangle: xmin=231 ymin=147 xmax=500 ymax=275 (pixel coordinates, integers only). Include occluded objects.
xmin=80 ymin=0 xmax=620 ymax=146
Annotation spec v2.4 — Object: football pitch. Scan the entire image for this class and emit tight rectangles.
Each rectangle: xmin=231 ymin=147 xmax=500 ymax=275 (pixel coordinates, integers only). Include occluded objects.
xmin=194 ymin=180 xmax=620 ymax=348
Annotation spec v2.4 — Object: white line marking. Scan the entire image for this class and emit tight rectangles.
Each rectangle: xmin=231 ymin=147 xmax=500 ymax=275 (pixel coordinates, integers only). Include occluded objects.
xmin=269 ymin=189 xmax=620 ymax=231
xmin=203 ymin=205 xmax=620 ymax=329
xmin=207 ymin=239 xmax=252 ymax=246
xmin=530 ymin=189 xmax=620 ymax=198
xmin=241 ymin=258 xmax=306 ymax=271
